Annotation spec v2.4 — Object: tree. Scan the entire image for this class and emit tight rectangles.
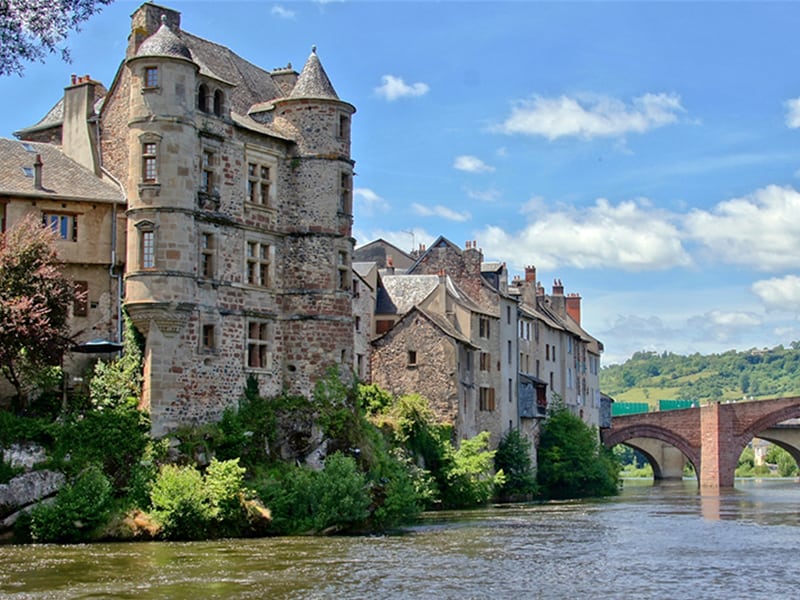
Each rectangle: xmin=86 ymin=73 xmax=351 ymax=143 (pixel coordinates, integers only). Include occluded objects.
xmin=494 ymin=428 xmax=537 ymax=500
xmin=537 ymin=404 xmax=619 ymax=499
xmin=0 ymin=0 xmax=114 ymax=76
xmin=0 ymin=215 xmax=76 ymax=409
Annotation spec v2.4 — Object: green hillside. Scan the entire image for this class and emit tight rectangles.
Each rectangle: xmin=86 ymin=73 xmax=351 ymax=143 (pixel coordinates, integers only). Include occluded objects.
xmin=600 ymin=344 xmax=800 ymax=408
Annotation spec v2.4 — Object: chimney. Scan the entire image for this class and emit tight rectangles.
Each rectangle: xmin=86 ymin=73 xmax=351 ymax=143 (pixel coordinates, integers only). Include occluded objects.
xmin=386 ymin=255 xmax=395 ymax=275
xmin=271 ymin=63 xmax=299 ymax=96
xmin=566 ymin=293 xmax=582 ymax=325
xmin=550 ymin=279 xmax=566 ymax=317
xmin=33 ymin=154 xmax=43 ymax=189
xmin=62 ymin=74 xmax=100 ymax=175
xmin=128 ymin=3 xmax=182 ymax=58
xmin=525 ymin=265 xmax=536 ymax=283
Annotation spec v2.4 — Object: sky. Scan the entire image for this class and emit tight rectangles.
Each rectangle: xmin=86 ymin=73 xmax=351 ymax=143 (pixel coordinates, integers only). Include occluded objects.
xmin=3 ymin=1 xmax=800 ymax=365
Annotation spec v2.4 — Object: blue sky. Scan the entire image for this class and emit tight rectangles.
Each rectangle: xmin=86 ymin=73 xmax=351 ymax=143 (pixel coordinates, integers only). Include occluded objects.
xmin=3 ymin=1 xmax=800 ymax=364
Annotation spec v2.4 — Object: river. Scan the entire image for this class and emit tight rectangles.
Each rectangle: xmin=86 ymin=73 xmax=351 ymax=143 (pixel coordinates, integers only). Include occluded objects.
xmin=1 ymin=478 xmax=799 ymax=599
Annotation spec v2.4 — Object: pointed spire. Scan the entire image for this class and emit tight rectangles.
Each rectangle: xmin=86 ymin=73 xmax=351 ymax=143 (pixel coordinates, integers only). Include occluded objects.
xmin=289 ymin=46 xmax=339 ymax=100
xmin=136 ymin=15 xmax=192 ymax=60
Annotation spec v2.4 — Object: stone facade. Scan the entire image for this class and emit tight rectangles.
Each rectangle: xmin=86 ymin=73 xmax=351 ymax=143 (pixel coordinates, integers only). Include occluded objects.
xmin=9 ymin=2 xmax=356 ymax=435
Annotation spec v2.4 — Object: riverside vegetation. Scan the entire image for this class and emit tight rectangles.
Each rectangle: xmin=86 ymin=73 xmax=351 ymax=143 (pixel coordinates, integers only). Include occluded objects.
xmin=0 ymin=321 xmax=619 ymax=543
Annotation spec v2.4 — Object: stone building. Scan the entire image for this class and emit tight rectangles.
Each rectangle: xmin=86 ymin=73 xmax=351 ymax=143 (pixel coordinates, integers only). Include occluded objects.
xmin=360 ymin=236 xmax=605 ymax=458
xmin=9 ymin=2 xmax=356 ymax=434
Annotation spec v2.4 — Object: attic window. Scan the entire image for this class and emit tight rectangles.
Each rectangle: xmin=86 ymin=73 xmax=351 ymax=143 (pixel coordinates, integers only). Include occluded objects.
xmin=213 ymin=90 xmax=224 ymax=116
xmin=198 ymin=84 xmax=208 ymax=112
xmin=21 ymin=143 xmax=35 ymax=153
xmin=407 ymin=350 xmax=417 ymax=367
xmin=22 ymin=167 xmax=33 ymax=177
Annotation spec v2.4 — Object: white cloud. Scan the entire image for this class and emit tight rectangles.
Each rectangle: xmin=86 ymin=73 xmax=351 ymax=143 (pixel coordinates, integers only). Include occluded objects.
xmin=494 ymin=92 xmax=685 ymax=140
xmin=412 ymin=202 xmax=470 ymax=222
xmin=751 ymin=275 xmax=800 ymax=312
xmin=374 ymin=75 xmax=429 ymax=101
xmin=354 ymin=227 xmax=435 ymax=255
xmin=477 ymin=197 xmax=690 ymax=271
xmin=706 ymin=310 xmax=762 ymax=328
xmin=270 ymin=5 xmax=295 ymax=18
xmin=785 ymin=98 xmax=800 ymax=128
xmin=453 ymin=155 xmax=495 ymax=173
xmin=354 ymin=187 xmax=389 ymax=216
xmin=684 ymin=185 xmax=800 ymax=271
xmin=466 ymin=187 xmax=501 ymax=203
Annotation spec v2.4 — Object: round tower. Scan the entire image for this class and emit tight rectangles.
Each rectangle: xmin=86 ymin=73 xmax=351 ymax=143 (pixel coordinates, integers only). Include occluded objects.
xmin=271 ymin=47 xmax=357 ymax=393
xmin=123 ymin=17 xmax=200 ymax=427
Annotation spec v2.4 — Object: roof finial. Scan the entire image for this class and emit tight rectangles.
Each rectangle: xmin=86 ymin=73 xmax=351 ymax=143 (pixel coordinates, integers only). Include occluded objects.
xmin=311 ymin=45 xmax=317 ymax=54
xmin=161 ymin=14 xmax=167 ymax=25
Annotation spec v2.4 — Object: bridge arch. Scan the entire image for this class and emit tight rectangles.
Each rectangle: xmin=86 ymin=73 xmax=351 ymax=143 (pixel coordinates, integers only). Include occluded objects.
xmin=730 ymin=403 xmax=800 ymax=471
xmin=602 ymin=424 xmax=700 ymax=482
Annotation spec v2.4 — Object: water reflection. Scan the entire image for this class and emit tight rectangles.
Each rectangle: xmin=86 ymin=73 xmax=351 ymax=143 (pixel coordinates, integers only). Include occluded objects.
xmin=1 ymin=479 xmax=799 ymax=599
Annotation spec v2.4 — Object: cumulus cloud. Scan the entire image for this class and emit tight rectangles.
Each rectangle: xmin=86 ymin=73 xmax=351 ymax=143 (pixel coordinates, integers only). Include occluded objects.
xmin=374 ymin=75 xmax=429 ymax=101
xmin=751 ymin=275 xmax=800 ymax=312
xmin=493 ymin=92 xmax=685 ymax=140
xmin=785 ymin=98 xmax=800 ymax=128
xmin=412 ymin=203 xmax=470 ymax=222
xmin=684 ymin=185 xmax=800 ymax=271
xmin=354 ymin=188 xmax=390 ymax=216
xmin=270 ymin=4 xmax=296 ymax=18
xmin=476 ymin=197 xmax=690 ymax=271
xmin=687 ymin=310 xmax=763 ymax=343
xmin=453 ymin=155 xmax=495 ymax=173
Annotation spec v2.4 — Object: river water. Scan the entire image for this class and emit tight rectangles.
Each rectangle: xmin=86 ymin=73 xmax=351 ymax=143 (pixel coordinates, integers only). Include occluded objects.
xmin=1 ymin=478 xmax=799 ymax=599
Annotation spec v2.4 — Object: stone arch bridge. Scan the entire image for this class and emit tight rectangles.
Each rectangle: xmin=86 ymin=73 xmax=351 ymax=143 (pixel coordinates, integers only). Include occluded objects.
xmin=601 ymin=397 xmax=800 ymax=488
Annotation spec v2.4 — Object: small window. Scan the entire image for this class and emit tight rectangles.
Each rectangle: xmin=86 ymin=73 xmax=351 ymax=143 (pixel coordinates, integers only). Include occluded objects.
xmin=479 ymin=387 xmax=496 ymax=412
xmin=200 ymin=232 xmax=214 ymax=278
xmin=198 ymin=84 xmax=209 ymax=112
xmin=407 ymin=350 xmax=417 ymax=367
xmin=247 ymin=162 xmax=273 ymax=206
xmin=201 ymin=150 xmax=214 ymax=193
xmin=246 ymin=240 xmax=271 ymax=287
xmin=508 ymin=378 xmax=513 ymax=403
xmin=479 ymin=317 xmax=491 ymax=339
xmin=355 ymin=316 xmax=361 ymax=332
xmin=141 ymin=230 xmax=155 ymax=269
xmin=546 ymin=344 xmax=550 ymax=361
xmin=74 ymin=281 xmax=88 ymax=317
xmin=352 ymin=279 xmax=360 ymax=298
xmin=506 ymin=306 xmax=511 ymax=325
xmin=144 ymin=66 xmax=159 ymax=88
xmin=43 ymin=213 xmax=77 ymax=241
xmin=247 ymin=321 xmax=271 ymax=369
xmin=337 ymin=250 xmax=349 ymax=290
xmin=339 ymin=114 xmax=350 ymax=139
xmin=508 ymin=340 xmax=512 ymax=364
xmin=213 ymin=89 xmax=224 ymax=117
xmin=202 ymin=324 xmax=215 ymax=352
xmin=142 ymin=142 xmax=158 ymax=183
xmin=480 ymin=352 xmax=491 ymax=372
xmin=339 ymin=172 xmax=352 ymax=214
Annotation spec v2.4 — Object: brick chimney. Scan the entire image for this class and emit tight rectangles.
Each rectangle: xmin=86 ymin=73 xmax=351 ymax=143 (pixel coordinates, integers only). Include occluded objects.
xmin=566 ymin=293 xmax=582 ymax=325
xmin=525 ymin=265 xmax=536 ymax=283
xmin=62 ymin=74 xmax=100 ymax=175
xmin=271 ymin=64 xmax=299 ymax=97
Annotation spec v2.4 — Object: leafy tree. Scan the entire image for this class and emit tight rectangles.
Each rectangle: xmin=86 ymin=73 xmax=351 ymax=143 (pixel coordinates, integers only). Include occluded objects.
xmin=537 ymin=404 xmax=619 ymax=499
xmin=494 ymin=428 xmax=537 ymax=500
xmin=441 ymin=431 xmax=504 ymax=508
xmin=89 ymin=312 xmax=143 ymax=409
xmin=0 ymin=215 xmax=76 ymax=409
xmin=1 ymin=0 xmax=115 ymax=76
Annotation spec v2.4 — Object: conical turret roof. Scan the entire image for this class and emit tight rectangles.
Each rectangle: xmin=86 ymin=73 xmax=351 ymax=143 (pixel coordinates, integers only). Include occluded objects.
xmin=289 ymin=46 xmax=339 ymax=100
xmin=136 ymin=16 xmax=193 ymax=61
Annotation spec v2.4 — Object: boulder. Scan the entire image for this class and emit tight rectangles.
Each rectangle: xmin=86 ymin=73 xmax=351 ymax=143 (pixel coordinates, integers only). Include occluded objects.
xmin=2 ymin=442 xmax=48 ymax=470
xmin=0 ymin=470 xmax=65 ymax=519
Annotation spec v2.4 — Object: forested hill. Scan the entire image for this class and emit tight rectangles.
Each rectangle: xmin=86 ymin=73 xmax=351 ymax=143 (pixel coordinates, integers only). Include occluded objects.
xmin=600 ymin=344 xmax=800 ymax=406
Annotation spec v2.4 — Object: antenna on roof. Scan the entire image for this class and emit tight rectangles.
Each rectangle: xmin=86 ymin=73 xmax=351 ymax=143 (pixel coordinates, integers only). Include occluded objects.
xmin=403 ymin=229 xmax=415 ymax=252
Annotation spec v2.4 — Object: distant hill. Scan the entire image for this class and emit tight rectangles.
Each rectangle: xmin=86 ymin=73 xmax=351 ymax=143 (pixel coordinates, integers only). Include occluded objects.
xmin=600 ymin=344 xmax=800 ymax=407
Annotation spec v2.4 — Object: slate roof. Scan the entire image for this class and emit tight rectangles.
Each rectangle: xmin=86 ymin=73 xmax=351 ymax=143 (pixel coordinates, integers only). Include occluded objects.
xmin=377 ymin=274 xmax=439 ymax=314
xmin=0 ymin=139 xmax=123 ymax=203
xmin=14 ymin=85 xmax=107 ymax=137
xmin=136 ymin=19 xmax=192 ymax=60
xmin=289 ymin=47 xmax=339 ymax=100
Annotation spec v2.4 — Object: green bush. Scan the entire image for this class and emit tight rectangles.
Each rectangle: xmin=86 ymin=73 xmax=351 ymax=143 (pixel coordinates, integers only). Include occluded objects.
xmin=88 ymin=313 xmax=143 ymax=410
xmin=256 ymin=452 xmax=370 ymax=534
xmin=29 ymin=465 xmax=113 ymax=542
xmin=537 ymin=405 xmax=620 ymax=499
xmin=494 ymin=429 xmax=538 ymax=501
xmin=150 ymin=463 xmax=213 ymax=540
xmin=441 ymin=431 xmax=504 ymax=509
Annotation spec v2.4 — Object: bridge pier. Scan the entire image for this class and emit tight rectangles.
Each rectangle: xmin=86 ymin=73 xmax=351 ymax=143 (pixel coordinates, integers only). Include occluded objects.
xmin=626 ymin=438 xmax=686 ymax=480
xmin=700 ymin=402 xmax=736 ymax=488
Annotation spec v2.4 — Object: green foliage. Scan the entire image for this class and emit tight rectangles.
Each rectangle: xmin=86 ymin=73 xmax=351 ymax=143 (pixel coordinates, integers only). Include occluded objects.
xmin=601 ymin=345 xmax=800 ymax=405
xmin=0 ymin=451 xmax=23 ymax=484
xmin=537 ymin=405 xmax=620 ymax=499
xmin=765 ymin=445 xmax=799 ymax=477
xmin=494 ymin=429 xmax=537 ymax=500
xmin=29 ymin=465 xmax=112 ymax=542
xmin=88 ymin=313 xmax=143 ymax=410
xmin=441 ymin=431 xmax=504 ymax=509
xmin=53 ymin=405 xmax=150 ymax=492
xmin=358 ymin=383 xmax=393 ymax=416
xmin=256 ymin=452 xmax=370 ymax=534
xmin=149 ymin=463 xmax=213 ymax=540
xmin=0 ymin=410 xmax=56 ymax=447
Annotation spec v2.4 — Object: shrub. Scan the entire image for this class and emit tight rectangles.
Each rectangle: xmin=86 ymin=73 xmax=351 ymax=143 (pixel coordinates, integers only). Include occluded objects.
xmin=537 ymin=405 xmax=620 ymax=499
xmin=494 ymin=429 xmax=538 ymax=501
xmin=441 ymin=431 xmax=504 ymax=509
xmin=29 ymin=465 xmax=113 ymax=542
xmin=149 ymin=463 xmax=212 ymax=540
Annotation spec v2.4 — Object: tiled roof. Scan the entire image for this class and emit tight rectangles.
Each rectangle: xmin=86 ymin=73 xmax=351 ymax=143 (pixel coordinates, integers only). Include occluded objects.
xmin=0 ymin=139 xmax=123 ymax=203
xmin=289 ymin=47 xmax=339 ymax=100
xmin=136 ymin=19 xmax=192 ymax=60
